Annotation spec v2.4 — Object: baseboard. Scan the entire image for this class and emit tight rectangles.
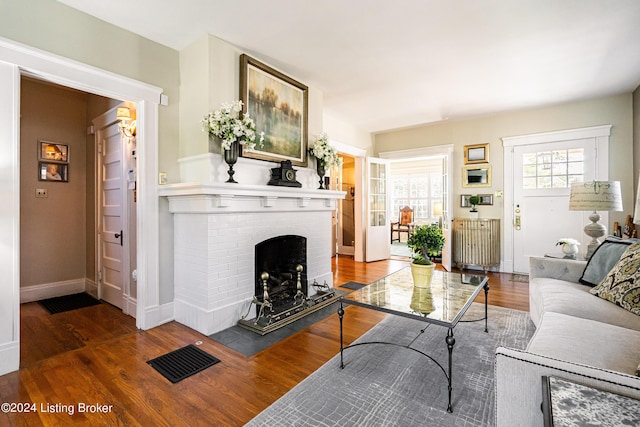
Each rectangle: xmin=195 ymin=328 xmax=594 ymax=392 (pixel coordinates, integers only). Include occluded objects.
xmin=138 ymin=301 xmax=174 ymax=330
xmin=85 ymin=278 xmax=98 ymax=299
xmin=123 ymin=294 xmax=137 ymax=318
xmin=20 ymin=278 xmax=86 ymax=303
xmin=0 ymin=340 xmax=19 ymax=376
xmin=173 ymin=298 xmax=246 ymax=335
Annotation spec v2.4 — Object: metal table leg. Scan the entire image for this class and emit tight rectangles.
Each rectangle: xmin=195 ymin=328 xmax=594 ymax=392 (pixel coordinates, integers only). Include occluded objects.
xmin=338 ymin=299 xmax=345 ymax=369
xmin=446 ymin=327 xmax=455 ymax=413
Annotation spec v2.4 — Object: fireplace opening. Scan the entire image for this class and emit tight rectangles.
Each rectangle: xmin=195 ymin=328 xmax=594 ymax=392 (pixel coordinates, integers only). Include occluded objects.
xmin=254 ymin=235 xmax=307 ymax=314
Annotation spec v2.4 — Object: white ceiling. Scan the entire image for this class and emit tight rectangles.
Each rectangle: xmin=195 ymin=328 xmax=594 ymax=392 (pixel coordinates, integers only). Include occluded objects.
xmin=57 ymin=0 xmax=640 ymax=134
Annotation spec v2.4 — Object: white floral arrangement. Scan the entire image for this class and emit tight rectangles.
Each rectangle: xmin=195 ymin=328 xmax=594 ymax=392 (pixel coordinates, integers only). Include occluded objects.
xmin=309 ymin=133 xmax=342 ymax=167
xmin=202 ymin=100 xmax=264 ymax=151
xmin=555 ymin=238 xmax=580 ymax=246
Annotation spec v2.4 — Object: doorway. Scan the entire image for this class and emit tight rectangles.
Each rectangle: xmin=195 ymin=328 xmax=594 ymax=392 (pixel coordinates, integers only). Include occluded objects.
xmin=337 ymin=154 xmax=356 ymax=256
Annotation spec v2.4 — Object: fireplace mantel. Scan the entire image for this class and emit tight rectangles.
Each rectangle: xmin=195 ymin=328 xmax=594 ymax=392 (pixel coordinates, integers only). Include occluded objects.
xmin=159 ymin=182 xmax=345 ymax=213
xmin=159 ymin=182 xmax=345 ymax=335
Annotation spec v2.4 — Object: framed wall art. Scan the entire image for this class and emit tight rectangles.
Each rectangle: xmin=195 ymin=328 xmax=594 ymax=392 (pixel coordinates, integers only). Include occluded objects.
xmin=39 ymin=140 xmax=69 ymax=162
xmin=460 ymin=194 xmax=472 ymax=207
xmin=240 ymin=54 xmax=308 ymax=166
xmin=39 ymin=162 xmax=69 ymax=182
xmin=477 ymin=194 xmax=494 ymax=205
xmin=464 ymin=143 xmax=489 ymax=164
xmin=463 ymin=165 xmax=492 ymax=187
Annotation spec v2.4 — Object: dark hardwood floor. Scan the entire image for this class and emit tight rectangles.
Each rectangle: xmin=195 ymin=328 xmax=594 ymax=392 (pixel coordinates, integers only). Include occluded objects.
xmin=2 ymin=256 xmax=529 ymax=426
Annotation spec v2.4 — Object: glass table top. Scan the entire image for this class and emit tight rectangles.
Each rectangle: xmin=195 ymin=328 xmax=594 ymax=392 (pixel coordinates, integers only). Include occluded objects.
xmin=342 ymin=267 xmax=488 ymax=327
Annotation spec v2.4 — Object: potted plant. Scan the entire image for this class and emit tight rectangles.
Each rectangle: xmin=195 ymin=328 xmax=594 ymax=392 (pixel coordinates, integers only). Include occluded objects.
xmin=407 ymin=224 xmax=445 ymax=288
xmin=469 ymin=195 xmax=480 ymax=219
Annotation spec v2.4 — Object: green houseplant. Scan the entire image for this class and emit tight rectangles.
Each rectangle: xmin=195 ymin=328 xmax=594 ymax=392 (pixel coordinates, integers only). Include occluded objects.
xmin=407 ymin=224 xmax=445 ymax=288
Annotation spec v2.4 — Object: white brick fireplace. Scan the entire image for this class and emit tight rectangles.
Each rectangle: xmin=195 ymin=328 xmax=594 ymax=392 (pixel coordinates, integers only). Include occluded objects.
xmin=159 ymin=182 xmax=345 ymax=335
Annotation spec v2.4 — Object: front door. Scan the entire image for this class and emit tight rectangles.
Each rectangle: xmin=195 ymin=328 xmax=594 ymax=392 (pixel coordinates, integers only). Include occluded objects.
xmin=96 ymin=113 xmax=126 ymax=309
xmin=512 ymin=138 xmax=598 ymax=273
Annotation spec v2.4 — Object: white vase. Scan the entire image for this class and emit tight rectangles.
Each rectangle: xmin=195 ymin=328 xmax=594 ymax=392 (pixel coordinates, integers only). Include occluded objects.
xmin=561 ymin=243 xmax=579 ymax=258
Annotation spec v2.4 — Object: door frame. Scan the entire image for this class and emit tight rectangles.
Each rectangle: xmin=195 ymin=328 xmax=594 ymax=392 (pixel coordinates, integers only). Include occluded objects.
xmin=502 ymin=125 xmax=611 ymax=273
xmin=379 ymin=144 xmax=454 ymax=270
xmin=0 ymin=37 xmax=163 ymax=375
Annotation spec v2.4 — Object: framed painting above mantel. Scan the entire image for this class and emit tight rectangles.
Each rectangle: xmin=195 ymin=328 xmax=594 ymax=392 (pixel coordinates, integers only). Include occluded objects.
xmin=239 ymin=54 xmax=308 ymax=166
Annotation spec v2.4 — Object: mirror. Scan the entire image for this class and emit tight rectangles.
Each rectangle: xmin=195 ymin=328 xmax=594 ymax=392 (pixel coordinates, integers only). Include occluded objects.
xmin=463 ymin=166 xmax=491 ymax=187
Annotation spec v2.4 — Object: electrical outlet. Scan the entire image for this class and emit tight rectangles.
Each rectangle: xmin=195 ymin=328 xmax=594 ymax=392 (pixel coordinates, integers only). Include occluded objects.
xmin=35 ymin=188 xmax=48 ymax=198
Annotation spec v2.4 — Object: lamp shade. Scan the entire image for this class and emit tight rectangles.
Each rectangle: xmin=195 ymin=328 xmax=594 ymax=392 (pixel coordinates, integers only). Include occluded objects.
xmin=116 ymin=107 xmax=131 ymax=121
xmin=568 ymin=181 xmax=623 ymax=212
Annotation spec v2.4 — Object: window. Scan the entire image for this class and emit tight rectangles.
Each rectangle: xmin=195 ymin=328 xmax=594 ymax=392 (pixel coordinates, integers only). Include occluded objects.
xmin=391 ymin=172 xmax=442 ymax=221
xmin=522 ymin=148 xmax=584 ymax=189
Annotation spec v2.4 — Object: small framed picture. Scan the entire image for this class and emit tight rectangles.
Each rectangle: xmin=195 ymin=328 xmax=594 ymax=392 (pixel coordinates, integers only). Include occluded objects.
xmin=464 ymin=143 xmax=489 ymax=164
xmin=460 ymin=194 xmax=472 ymax=207
xmin=478 ymin=194 xmax=494 ymax=205
xmin=39 ymin=162 xmax=69 ymax=182
xmin=39 ymin=140 xmax=69 ymax=162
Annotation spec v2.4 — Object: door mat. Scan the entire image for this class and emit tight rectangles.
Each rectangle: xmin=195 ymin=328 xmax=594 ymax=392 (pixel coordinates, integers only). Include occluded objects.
xmin=38 ymin=293 xmax=101 ymax=315
xmin=147 ymin=344 xmax=220 ymax=383
xmin=339 ymin=282 xmax=367 ymax=290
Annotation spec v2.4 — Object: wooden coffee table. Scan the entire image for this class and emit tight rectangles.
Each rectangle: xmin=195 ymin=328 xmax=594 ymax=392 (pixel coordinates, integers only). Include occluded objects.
xmin=338 ymin=267 xmax=489 ymax=413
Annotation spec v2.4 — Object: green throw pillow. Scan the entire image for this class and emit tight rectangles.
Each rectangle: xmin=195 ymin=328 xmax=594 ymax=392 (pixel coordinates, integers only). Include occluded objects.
xmin=590 ymin=241 xmax=640 ymax=316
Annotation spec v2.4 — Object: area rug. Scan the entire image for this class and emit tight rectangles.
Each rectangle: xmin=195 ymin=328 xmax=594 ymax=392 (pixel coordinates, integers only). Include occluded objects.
xmin=38 ymin=292 xmax=101 ymax=314
xmin=246 ymin=304 xmax=535 ymax=427
xmin=510 ymin=273 xmax=529 ymax=283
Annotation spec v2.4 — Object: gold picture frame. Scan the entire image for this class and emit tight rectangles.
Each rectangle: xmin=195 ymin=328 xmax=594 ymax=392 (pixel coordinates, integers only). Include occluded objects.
xmin=240 ymin=54 xmax=308 ymax=166
xmin=463 ymin=165 xmax=491 ymax=187
xmin=464 ymin=143 xmax=489 ymax=164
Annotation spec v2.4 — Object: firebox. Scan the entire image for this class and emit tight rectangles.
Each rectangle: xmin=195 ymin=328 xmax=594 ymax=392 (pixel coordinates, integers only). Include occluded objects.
xmin=238 ymin=234 xmax=338 ymax=335
xmin=254 ymin=235 xmax=307 ymax=314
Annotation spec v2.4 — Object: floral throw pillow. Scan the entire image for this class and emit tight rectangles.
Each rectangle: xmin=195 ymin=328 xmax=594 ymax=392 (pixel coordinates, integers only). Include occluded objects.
xmin=590 ymin=241 xmax=640 ymax=316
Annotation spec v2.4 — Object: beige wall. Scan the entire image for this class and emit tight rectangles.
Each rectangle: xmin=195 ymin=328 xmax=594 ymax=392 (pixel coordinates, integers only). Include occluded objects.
xmin=375 ymin=94 xmax=634 ymax=227
xmin=20 ymin=79 xmax=88 ymax=287
xmin=634 ymin=86 xmax=640 ymax=196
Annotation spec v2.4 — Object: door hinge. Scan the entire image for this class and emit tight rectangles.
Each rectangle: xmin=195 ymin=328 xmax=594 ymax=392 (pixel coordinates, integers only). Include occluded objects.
xmin=98 ymin=270 xmax=102 ymax=282
xmin=98 ymin=141 xmax=103 ymax=154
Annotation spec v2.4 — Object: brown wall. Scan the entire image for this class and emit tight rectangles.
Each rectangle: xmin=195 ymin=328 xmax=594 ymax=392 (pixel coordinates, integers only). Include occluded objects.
xmin=20 ymin=78 xmax=116 ymax=288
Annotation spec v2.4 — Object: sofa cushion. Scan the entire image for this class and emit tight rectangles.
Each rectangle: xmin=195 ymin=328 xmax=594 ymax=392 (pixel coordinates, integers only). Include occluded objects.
xmin=590 ymin=241 xmax=640 ymax=316
xmin=579 ymin=236 xmax=638 ymax=286
xmin=530 ymin=277 xmax=640 ymax=331
xmin=526 ymin=312 xmax=640 ymax=375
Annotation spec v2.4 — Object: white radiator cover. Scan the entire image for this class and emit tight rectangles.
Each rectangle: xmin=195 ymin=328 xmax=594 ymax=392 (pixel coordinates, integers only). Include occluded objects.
xmin=453 ymin=218 xmax=500 ymax=272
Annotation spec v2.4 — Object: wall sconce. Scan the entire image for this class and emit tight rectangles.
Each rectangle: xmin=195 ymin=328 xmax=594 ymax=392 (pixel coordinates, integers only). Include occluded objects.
xmin=116 ymin=107 xmax=137 ymax=139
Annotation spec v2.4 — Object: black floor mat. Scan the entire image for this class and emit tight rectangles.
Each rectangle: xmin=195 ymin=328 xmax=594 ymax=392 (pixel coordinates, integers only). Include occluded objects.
xmin=38 ymin=293 xmax=101 ymax=314
xmin=339 ymin=281 xmax=367 ymax=290
xmin=147 ymin=344 xmax=220 ymax=383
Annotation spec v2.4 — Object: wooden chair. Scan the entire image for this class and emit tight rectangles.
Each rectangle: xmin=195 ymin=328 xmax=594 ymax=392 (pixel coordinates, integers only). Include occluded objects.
xmin=390 ymin=206 xmax=415 ymax=243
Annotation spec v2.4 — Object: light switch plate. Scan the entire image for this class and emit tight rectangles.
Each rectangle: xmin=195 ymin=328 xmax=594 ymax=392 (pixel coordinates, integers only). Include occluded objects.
xmin=158 ymin=172 xmax=168 ymax=185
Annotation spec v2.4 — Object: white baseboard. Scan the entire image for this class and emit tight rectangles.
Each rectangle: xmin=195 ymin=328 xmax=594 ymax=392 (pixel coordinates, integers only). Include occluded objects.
xmin=138 ymin=301 xmax=174 ymax=330
xmin=0 ymin=340 xmax=19 ymax=376
xmin=173 ymin=298 xmax=246 ymax=335
xmin=85 ymin=278 xmax=98 ymax=299
xmin=20 ymin=278 xmax=86 ymax=303
xmin=124 ymin=294 xmax=137 ymax=318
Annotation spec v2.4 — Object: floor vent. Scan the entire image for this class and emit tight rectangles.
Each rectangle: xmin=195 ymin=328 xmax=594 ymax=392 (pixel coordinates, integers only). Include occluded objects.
xmin=147 ymin=344 xmax=220 ymax=383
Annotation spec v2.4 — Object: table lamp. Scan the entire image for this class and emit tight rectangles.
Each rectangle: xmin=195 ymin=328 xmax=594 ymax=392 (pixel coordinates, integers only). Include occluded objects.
xmin=569 ymin=181 xmax=623 ymax=259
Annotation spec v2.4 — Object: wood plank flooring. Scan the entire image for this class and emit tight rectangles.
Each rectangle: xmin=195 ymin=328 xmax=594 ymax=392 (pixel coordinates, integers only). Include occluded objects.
xmin=2 ymin=256 xmax=528 ymax=426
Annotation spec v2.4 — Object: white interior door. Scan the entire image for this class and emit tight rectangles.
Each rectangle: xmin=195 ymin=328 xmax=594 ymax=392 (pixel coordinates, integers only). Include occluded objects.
xmin=440 ymin=153 xmax=453 ymax=271
xmin=365 ymin=157 xmax=390 ymax=261
xmin=97 ymin=118 xmax=126 ymax=309
xmin=512 ymin=138 xmax=598 ymax=273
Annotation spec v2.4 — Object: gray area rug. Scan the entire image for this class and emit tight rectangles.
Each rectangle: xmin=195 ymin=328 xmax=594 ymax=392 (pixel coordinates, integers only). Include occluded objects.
xmin=246 ymin=303 xmax=535 ymax=427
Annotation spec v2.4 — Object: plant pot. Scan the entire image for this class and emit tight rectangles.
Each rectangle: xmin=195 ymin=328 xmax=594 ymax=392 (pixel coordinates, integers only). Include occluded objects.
xmin=470 ymin=211 xmax=479 ymax=219
xmin=410 ymin=262 xmax=436 ymax=289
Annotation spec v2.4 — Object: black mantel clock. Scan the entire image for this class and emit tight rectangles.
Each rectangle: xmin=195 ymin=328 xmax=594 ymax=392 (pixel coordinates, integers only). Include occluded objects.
xmin=268 ymin=160 xmax=302 ymax=187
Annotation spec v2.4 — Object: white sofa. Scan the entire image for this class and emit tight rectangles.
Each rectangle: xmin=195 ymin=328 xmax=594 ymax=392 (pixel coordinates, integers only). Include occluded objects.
xmin=495 ymin=255 xmax=640 ymax=427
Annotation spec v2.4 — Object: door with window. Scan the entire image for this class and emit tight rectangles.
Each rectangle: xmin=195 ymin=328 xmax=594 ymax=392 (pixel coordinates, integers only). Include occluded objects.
xmin=512 ymin=139 xmax=597 ymax=273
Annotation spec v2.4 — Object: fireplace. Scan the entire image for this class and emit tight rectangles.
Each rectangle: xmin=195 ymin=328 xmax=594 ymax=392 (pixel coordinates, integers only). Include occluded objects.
xmin=254 ymin=235 xmax=307 ymax=314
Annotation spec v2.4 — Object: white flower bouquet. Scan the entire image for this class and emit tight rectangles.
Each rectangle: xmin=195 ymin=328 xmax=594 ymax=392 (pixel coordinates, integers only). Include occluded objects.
xmin=309 ymin=133 xmax=341 ymax=167
xmin=202 ymin=100 xmax=264 ymax=150
xmin=555 ymin=238 xmax=580 ymax=246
